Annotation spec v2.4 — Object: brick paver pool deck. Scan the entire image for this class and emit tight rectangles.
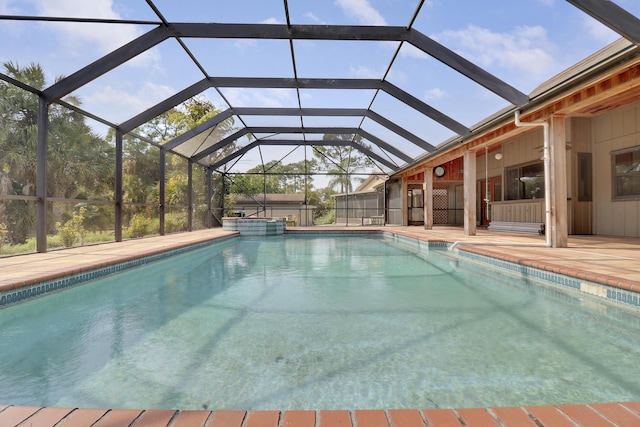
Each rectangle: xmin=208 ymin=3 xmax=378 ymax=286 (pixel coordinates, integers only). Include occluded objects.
xmin=1 ymin=225 xmax=640 ymax=427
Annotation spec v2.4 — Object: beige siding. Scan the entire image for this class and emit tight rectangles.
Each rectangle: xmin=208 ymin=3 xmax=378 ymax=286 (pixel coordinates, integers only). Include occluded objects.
xmin=475 ymin=151 xmax=503 ymax=183
xmin=593 ymin=100 xmax=640 ymax=237
xmin=503 ymin=129 xmax=544 ymax=166
xmin=568 ymin=117 xmax=593 ymax=234
xmin=490 ymin=200 xmax=545 ymax=222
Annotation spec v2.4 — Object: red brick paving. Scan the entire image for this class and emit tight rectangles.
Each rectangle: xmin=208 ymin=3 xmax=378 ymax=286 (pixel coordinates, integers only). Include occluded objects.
xmin=1 ymin=404 xmax=640 ymax=426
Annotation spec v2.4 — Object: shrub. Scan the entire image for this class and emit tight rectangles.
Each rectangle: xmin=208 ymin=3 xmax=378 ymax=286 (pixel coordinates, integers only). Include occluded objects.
xmin=127 ymin=213 xmax=151 ymax=238
xmin=314 ymin=210 xmax=335 ymax=225
xmin=165 ymin=211 xmax=188 ymax=234
xmin=55 ymin=207 xmax=87 ymax=247
xmin=0 ymin=223 xmax=7 ymax=251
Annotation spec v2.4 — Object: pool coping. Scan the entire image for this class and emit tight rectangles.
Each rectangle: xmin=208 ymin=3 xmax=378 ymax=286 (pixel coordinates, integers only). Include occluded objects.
xmin=0 ymin=230 xmax=239 ymax=308
xmin=2 ymin=227 xmax=640 ymax=310
xmin=2 ymin=405 xmax=640 ymax=427
xmin=1 ymin=228 xmax=640 ymax=427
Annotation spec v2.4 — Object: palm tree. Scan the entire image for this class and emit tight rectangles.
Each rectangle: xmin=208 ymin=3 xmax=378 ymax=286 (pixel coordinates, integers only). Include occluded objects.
xmin=314 ymin=134 xmax=374 ymax=193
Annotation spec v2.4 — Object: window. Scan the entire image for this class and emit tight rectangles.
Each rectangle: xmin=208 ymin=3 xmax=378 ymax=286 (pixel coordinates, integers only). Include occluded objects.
xmin=505 ymin=162 xmax=544 ymax=201
xmin=577 ymin=153 xmax=592 ymax=202
xmin=612 ymin=146 xmax=640 ymax=199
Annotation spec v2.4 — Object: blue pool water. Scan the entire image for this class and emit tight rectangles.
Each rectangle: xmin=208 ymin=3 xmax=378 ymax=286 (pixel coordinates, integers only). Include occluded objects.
xmin=1 ymin=235 xmax=640 ymax=410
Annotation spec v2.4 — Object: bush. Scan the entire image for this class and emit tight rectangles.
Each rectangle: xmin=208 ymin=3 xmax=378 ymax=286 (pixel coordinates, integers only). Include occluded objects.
xmin=314 ymin=210 xmax=335 ymax=225
xmin=127 ymin=213 xmax=151 ymax=238
xmin=0 ymin=223 xmax=7 ymax=251
xmin=165 ymin=211 xmax=188 ymax=234
xmin=55 ymin=207 xmax=87 ymax=247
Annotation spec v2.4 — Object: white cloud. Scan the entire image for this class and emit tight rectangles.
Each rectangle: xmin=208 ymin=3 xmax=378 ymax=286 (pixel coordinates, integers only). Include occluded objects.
xmin=86 ymin=81 xmax=176 ymax=123
xmin=334 ymin=0 xmax=387 ymax=25
xmin=399 ymin=43 xmax=430 ymax=60
xmin=581 ymin=15 xmax=619 ymax=44
xmin=349 ymin=65 xmax=382 ymax=79
xmin=262 ymin=17 xmax=283 ymax=25
xmin=424 ymin=88 xmax=447 ymax=101
xmin=223 ymin=88 xmax=296 ymax=108
xmin=304 ymin=12 xmax=323 ymax=23
xmin=433 ymin=24 xmax=557 ymax=82
xmin=28 ymin=0 xmax=159 ymax=68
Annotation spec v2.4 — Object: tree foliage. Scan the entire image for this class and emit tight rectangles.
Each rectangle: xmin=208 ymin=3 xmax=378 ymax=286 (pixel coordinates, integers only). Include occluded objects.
xmin=0 ymin=62 xmax=113 ymax=244
xmin=314 ymin=134 xmax=374 ymax=193
xmin=228 ymin=159 xmax=316 ymax=196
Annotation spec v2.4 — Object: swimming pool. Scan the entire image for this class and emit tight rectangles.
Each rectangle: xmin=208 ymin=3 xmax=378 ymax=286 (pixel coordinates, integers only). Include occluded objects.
xmin=1 ymin=234 xmax=639 ymax=410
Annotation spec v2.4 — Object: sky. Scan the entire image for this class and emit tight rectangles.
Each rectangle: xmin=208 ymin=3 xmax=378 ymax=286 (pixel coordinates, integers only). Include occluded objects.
xmin=1 ymin=0 xmax=639 ymax=177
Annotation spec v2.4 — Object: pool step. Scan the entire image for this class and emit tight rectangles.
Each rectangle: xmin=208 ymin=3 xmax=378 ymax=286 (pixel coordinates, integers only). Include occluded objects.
xmin=222 ymin=218 xmax=285 ymax=236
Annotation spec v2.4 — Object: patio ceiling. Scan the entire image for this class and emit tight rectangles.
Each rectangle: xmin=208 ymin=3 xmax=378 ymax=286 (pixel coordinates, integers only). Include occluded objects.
xmin=1 ymin=0 xmax=640 ymax=176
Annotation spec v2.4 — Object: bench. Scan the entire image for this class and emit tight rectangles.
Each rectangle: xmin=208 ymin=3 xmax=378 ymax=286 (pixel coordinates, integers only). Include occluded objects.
xmin=370 ymin=215 xmax=384 ymax=226
xmin=488 ymin=221 xmax=545 ymax=235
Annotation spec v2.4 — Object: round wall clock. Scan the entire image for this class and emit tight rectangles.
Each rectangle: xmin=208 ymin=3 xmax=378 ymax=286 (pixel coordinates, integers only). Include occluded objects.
xmin=434 ymin=165 xmax=446 ymax=177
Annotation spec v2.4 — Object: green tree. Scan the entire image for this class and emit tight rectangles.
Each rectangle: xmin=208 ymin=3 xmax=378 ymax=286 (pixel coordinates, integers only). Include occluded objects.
xmin=314 ymin=134 xmax=374 ymax=193
xmin=117 ymin=96 xmax=238 ymax=229
xmin=0 ymin=62 xmax=113 ymax=244
xmin=229 ymin=159 xmax=316 ymax=196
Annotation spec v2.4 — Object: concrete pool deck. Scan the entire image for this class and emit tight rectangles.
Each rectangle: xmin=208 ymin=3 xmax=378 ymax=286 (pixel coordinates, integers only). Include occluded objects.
xmin=1 ymin=225 xmax=640 ymax=426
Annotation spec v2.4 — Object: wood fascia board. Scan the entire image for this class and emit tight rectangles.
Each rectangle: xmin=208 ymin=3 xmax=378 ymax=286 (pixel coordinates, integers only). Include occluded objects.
xmin=397 ymin=58 xmax=640 ymax=179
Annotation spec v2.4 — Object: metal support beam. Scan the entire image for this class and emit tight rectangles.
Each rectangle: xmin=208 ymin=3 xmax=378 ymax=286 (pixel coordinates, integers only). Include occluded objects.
xmin=162 ymin=108 xmax=235 ymax=151
xmin=407 ymin=29 xmax=529 ymax=106
xmin=566 ymin=0 xmax=640 ymax=44
xmin=120 ymin=78 xmax=213 ymax=134
xmin=381 ymin=81 xmax=470 ymax=136
xmin=115 ymin=130 xmax=123 ymax=242
xmin=209 ymin=139 xmax=399 ymax=171
xmin=172 ymin=22 xmax=409 ymax=41
xmin=42 ymin=26 xmax=172 ymax=102
xmin=232 ymin=107 xmax=435 ymax=151
xmin=194 ymin=126 xmax=414 ymax=164
xmin=159 ymin=150 xmax=166 ymax=235
xmin=167 ymin=23 xmax=527 ymax=106
xmin=206 ymin=167 xmax=212 ymax=228
xmin=36 ymin=97 xmax=48 ymax=253
xmin=187 ymin=160 xmax=193 ymax=232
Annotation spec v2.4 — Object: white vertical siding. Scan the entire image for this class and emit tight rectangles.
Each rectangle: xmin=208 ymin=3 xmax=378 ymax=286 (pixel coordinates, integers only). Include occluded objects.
xmin=593 ymin=100 xmax=640 ymax=237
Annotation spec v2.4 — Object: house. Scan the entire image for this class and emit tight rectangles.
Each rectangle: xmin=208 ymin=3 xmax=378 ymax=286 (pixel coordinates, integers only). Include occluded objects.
xmin=333 ymin=175 xmax=386 ymax=226
xmin=230 ymin=193 xmax=316 ymax=226
xmin=388 ymin=38 xmax=640 ymax=246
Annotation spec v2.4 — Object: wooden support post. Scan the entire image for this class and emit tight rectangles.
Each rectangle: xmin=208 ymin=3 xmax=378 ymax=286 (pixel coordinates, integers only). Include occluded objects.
xmin=551 ymin=115 xmax=569 ymax=248
xmin=402 ymin=177 xmax=409 ymax=226
xmin=464 ymin=149 xmax=477 ymax=236
xmin=424 ymin=167 xmax=433 ymax=230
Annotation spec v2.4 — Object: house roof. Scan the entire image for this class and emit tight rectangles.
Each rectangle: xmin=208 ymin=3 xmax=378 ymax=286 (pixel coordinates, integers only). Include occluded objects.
xmin=233 ymin=193 xmax=307 ymax=204
xmin=390 ymin=35 xmax=640 ymax=178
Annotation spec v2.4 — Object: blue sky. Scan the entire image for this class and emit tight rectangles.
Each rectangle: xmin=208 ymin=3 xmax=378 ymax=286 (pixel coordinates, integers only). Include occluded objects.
xmin=1 ymin=0 xmax=639 ymax=175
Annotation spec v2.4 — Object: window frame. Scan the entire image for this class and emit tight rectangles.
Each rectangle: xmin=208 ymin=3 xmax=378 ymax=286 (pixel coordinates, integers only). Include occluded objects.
xmin=611 ymin=146 xmax=640 ymax=201
xmin=504 ymin=160 xmax=545 ymax=201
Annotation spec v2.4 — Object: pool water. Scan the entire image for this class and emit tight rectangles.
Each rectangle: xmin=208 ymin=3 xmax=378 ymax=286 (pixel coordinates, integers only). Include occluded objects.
xmin=1 ymin=235 xmax=640 ymax=410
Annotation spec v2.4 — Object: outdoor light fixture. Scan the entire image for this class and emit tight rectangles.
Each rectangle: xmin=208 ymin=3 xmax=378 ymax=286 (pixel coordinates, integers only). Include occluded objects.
xmin=494 ymin=152 xmax=503 ymax=160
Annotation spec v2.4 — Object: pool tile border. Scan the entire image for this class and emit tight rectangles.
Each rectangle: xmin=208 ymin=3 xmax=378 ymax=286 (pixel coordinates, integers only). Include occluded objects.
xmin=380 ymin=231 xmax=640 ymax=310
xmin=2 ymin=229 xmax=639 ymax=312
xmin=0 ymin=235 xmax=238 ymax=309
